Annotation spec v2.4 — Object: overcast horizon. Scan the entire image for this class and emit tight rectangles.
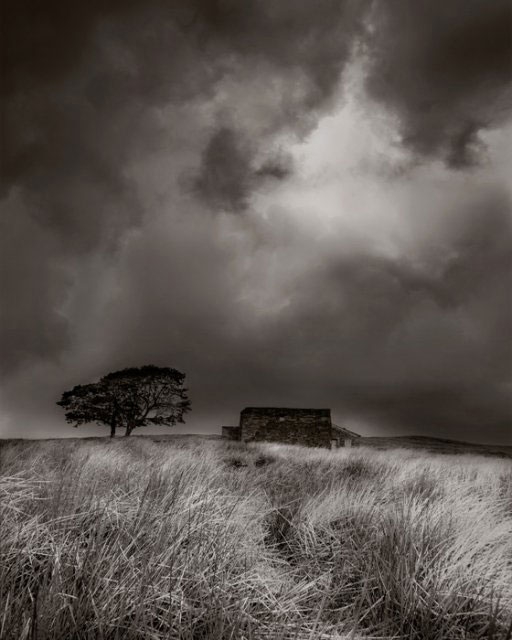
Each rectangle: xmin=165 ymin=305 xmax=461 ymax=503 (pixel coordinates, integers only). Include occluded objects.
xmin=1 ymin=1 xmax=511 ymax=444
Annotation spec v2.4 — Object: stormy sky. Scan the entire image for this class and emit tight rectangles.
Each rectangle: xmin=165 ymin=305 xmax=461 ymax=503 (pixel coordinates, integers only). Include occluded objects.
xmin=1 ymin=0 xmax=511 ymax=443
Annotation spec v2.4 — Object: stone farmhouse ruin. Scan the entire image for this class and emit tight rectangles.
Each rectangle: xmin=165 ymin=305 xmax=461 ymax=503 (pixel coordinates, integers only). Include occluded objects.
xmin=222 ymin=407 xmax=360 ymax=449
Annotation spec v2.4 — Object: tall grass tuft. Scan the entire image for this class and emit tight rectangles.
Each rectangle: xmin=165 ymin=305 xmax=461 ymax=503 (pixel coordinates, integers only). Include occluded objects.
xmin=1 ymin=437 xmax=511 ymax=639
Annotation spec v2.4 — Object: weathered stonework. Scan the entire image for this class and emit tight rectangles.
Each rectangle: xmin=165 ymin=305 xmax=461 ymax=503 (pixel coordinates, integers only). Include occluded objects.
xmin=331 ymin=424 xmax=361 ymax=448
xmin=222 ymin=426 xmax=241 ymax=440
xmin=221 ymin=407 xmax=361 ymax=449
xmin=240 ymin=407 xmax=332 ymax=447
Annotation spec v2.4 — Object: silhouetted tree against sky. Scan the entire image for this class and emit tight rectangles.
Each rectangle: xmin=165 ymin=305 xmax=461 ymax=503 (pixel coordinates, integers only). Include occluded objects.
xmin=57 ymin=366 xmax=190 ymax=437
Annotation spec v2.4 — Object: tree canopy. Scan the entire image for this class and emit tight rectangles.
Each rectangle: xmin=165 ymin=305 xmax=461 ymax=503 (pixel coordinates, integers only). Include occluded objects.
xmin=57 ymin=365 xmax=191 ymax=436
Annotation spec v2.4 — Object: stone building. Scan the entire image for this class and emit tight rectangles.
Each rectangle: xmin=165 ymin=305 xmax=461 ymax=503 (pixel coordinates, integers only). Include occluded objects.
xmin=222 ymin=407 xmax=360 ymax=449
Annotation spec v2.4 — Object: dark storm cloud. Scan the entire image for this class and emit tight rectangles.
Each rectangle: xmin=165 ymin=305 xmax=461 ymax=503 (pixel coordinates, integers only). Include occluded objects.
xmin=0 ymin=201 xmax=71 ymax=372
xmin=258 ymin=191 xmax=512 ymax=440
xmin=363 ymin=0 xmax=512 ymax=166
xmin=188 ymin=0 xmax=366 ymax=110
xmin=191 ymin=127 xmax=292 ymax=212
xmin=73 ymin=187 xmax=511 ymax=443
xmin=2 ymin=0 xmax=512 ymax=442
xmin=2 ymin=0 xmax=367 ymax=195
xmin=1 ymin=0 xmax=367 ymax=373
xmin=192 ymin=127 xmax=255 ymax=212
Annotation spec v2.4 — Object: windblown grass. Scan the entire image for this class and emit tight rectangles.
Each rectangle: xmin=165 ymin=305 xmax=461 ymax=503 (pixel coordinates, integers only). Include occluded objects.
xmin=1 ymin=437 xmax=511 ymax=639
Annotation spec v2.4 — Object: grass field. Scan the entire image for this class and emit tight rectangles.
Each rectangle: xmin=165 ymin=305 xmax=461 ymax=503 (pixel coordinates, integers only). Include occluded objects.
xmin=363 ymin=436 xmax=512 ymax=460
xmin=1 ymin=436 xmax=511 ymax=639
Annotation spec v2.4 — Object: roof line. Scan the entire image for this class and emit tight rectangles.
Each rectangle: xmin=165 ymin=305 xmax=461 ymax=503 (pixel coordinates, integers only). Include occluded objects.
xmin=241 ymin=407 xmax=331 ymax=412
xmin=332 ymin=423 xmax=361 ymax=438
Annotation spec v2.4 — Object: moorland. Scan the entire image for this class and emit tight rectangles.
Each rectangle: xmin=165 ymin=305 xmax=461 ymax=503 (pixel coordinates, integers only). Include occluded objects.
xmin=1 ymin=436 xmax=511 ymax=639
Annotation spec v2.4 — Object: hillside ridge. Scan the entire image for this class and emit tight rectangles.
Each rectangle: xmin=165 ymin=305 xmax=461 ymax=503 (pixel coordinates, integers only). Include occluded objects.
xmin=1 ymin=432 xmax=511 ymax=458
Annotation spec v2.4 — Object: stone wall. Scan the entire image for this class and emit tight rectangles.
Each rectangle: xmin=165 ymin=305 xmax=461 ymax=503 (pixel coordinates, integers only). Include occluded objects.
xmin=330 ymin=426 xmax=361 ymax=448
xmin=331 ymin=432 xmax=352 ymax=448
xmin=222 ymin=426 xmax=241 ymax=440
xmin=240 ymin=407 xmax=332 ymax=448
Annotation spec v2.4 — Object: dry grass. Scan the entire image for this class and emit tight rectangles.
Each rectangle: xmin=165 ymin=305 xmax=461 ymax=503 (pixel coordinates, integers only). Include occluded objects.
xmin=1 ymin=437 xmax=511 ymax=639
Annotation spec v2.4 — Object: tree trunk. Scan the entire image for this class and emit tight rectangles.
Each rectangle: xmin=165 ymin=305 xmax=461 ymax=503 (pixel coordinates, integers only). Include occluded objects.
xmin=109 ymin=412 xmax=117 ymax=438
xmin=125 ymin=424 xmax=134 ymax=437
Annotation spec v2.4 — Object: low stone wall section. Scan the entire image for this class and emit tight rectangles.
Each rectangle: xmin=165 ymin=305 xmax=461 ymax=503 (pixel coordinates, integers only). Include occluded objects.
xmin=240 ymin=407 xmax=332 ymax=448
xmin=222 ymin=426 xmax=241 ymax=440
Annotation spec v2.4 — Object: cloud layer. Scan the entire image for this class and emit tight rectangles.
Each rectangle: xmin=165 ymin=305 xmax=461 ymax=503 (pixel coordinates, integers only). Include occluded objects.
xmin=1 ymin=0 xmax=511 ymax=442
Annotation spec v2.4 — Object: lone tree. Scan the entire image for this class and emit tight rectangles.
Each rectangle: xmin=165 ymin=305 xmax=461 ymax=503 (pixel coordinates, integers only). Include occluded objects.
xmin=57 ymin=365 xmax=191 ymax=437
